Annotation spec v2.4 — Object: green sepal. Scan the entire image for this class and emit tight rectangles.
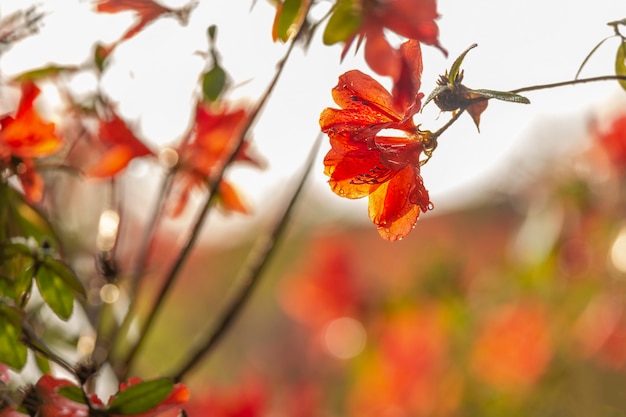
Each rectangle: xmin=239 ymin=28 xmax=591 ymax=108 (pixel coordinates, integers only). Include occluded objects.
xmin=275 ymin=0 xmax=302 ymax=42
xmin=202 ymin=65 xmax=227 ymax=103
xmin=469 ymin=89 xmax=530 ymax=104
xmin=449 ymin=43 xmax=477 ymax=82
xmin=616 ymin=40 xmax=626 ymax=91
xmin=422 ymin=84 xmax=450 ymax=110
xmin=0 ymin=303 xmax=27 ymax=371
xmin=323 ymin=0 xmax=361 ymax=45
xmin=107 ymin=378 xmax=175 ymax=415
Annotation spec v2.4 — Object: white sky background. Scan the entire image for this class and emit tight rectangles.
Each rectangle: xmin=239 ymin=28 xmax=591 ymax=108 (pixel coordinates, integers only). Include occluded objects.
xmin=1 ymin=0 xmax=625 ymax=241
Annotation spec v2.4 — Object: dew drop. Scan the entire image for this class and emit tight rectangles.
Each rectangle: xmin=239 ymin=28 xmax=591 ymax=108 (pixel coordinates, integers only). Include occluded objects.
xmin=339 ymin=188 xmax=345 ymax=195
xmin=427 ymin=202 xmax=435 ymax=210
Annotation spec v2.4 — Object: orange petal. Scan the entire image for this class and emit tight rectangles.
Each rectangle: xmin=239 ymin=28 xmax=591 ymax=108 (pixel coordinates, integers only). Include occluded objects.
xmin=330 ymin=70 xmax=400 ymax=120
xmin=367 ymin=165 xmax=430 ymax=241
xmin=218 ymin=180 xmax=249 ymax=214
xmin=86 ymin=145 xmax=135 ymax=178
xmin=17 ymin=161 xmax=44 ymax=202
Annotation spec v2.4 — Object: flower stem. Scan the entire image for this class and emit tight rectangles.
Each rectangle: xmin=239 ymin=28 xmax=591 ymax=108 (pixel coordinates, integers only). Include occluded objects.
xmin=172 ymin=134 xmax=321 ymax=382
xmin=510 ymin=75 xmax=626 ymax=94
xmin=117 ymin=7 xmax=313 ymax=378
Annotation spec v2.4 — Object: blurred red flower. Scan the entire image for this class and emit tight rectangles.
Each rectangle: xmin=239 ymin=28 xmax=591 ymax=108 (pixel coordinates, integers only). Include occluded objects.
xmin=183 ymin=378 xmax=266 ymax=417
xmin=86 ymin=107 xmax=155 ymax=178
xmin=342 ymin=0 xmax=445 ymax=82
xmin=349 ymin=306 xmax=459 ymax=417
xmin=592 ymin=112 xmax=626 ymax=174
xmin=95 ymin=0 xmax=174 ymax=41
xmin=168 ymin=102 xmax=263 ymax=217
xmin=320 ymin=41 xmax=432 ymax=241
xmin=470 ymin=301 xmax=552 ymax=391
xmin=0 ymin=81 xmax=63 ymax=201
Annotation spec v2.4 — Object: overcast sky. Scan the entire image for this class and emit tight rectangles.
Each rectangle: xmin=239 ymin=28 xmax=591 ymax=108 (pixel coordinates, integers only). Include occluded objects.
xmin=1 ymin=0 xmax=625 ymax=238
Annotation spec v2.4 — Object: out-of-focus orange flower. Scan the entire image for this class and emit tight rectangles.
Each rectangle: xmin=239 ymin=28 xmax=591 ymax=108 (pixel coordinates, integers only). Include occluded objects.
xmin=592 ymin=112 xmax=626 ymax=174
xmin=349 ymin=306 xmax=460 ymax=417
xmin=183 ymin=378 xmax=266 ymax=417
xmin=471 ymin=301 xmax=552 ymax=391
xmin=279 ymin=234 xmax=365 ymax=328
xmin=168 ymin=101 xmax=264 ymax=217
xmin=95 ymin=0 xmax=174 ymax=41
xmin=343 ymin=0 xmax=445 ymax=82
xmin=86 ymin=107 xmax=155 ymax=178
xmin=574 ymin=293 xmax=626 ymax=370
xmin=0 ymin=81 xmax=63 ymax=201
xmin=320 ymin=41 xmax=432 ymax=241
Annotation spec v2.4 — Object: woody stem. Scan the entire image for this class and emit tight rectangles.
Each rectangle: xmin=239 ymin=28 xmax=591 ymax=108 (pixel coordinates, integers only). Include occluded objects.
xmin=117 ymin=4 xmax=313 ymax=379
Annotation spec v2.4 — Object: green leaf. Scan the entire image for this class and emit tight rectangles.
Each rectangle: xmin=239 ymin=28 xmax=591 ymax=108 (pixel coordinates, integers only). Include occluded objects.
xmin=276 ymin=0 xmax=302 ymax=42
xmin=6 ymin=187 xmax=59 ymax=248
xmin=202 ymin=65 xmax=227 ymax=102
xmin=0 ymin=304 xmax=27 ymax=371
xmin=40 ymin=258 xmax=85 ymax=297
xmin=616 ymin=40 xmax=626 ymax=91
xmin=470 ymin=89 xmax=530 ymax=104
xmin=34 ymin=351 xmax=51 ymax=375
xmin=449 ymin=43 xmax=477 ymax=82
xmin=323 ymin=0 xmax=361 ymax=45
xmin=58 ymin=385 xmax=87 ymax=404
xmin=107 ymin=378 xmax=175 ymax=415
xmin=35 ymin=264 xmax=75 ymax=321
xmin=11 ymin=65 xmax=77 ymax=82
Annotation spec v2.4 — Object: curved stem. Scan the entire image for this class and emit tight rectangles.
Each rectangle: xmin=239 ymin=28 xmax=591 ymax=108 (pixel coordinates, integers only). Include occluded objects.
xmin=117 ymin=8 xmax=312 ymax=378
xmin=108 ymin=169 xmax=175 ymax=375
xmin=510 ymin=75 xmax=626 ymax=94
xmin=173 ymin=134 xmax=321 ymax=382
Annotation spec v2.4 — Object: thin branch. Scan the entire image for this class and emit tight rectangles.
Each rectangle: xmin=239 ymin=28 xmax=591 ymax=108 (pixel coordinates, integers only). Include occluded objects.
xmin=116 ymin=6 xmax=313 ymax=378
xmin=510 ymin=75 xmax=626 ymax=94
xmin=173 ymin=134 xmax=322 ymax=382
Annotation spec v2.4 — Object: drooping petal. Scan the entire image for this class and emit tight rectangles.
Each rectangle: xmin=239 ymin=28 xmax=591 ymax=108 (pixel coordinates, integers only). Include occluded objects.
xmin=377 ymin=0 xmax=445 ymax=55
xmin=16 ymin=159 xmax=45 ymax=202
xmin=367 ymin=165 xmax=431 ymax=241
xmin=363 ymin=24 xmax=401 ymax=81
xmin=392 ymin=40 xmax=424 ymax=116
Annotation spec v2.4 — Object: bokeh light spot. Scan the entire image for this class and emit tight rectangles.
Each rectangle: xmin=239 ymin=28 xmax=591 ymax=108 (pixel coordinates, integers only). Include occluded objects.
xmin=323 ymin=317 xmax=366 ymax=359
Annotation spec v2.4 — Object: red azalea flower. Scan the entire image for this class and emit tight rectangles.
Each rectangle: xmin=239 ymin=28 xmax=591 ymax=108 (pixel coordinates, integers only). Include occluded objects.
xmin=86 ymin=107 xmax=155 ymax=178
xmin=34 ymin=375 xmax=188 ymax=417
xmin=342 ymin=0 xmax=445 ymax=82
xmin=320 ymin=41 xmax=432 ymax=241
xmin=169 ymin=101 xmax=264 ymax=217
xmin=0 ymin=81 xmax=63 ymax=201
xmin=95 ymin=0 xmax=174 ymax=41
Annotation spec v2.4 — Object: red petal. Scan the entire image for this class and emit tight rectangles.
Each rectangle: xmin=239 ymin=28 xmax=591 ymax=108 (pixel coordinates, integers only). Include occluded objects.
xmin=86 ymin=144 xmax=135 ymax=178
xmin=363 ymin=24 xmax=401 ymax=80
xmin=330 ymin=70 xmax=401 ymax=121
xmin=367 ymin=165 xmax=431 ymax=241
xmin=392 ymin=40 xmax=424 ymax=115
xmin=218 ymin=180 xmax=249 ymax=214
